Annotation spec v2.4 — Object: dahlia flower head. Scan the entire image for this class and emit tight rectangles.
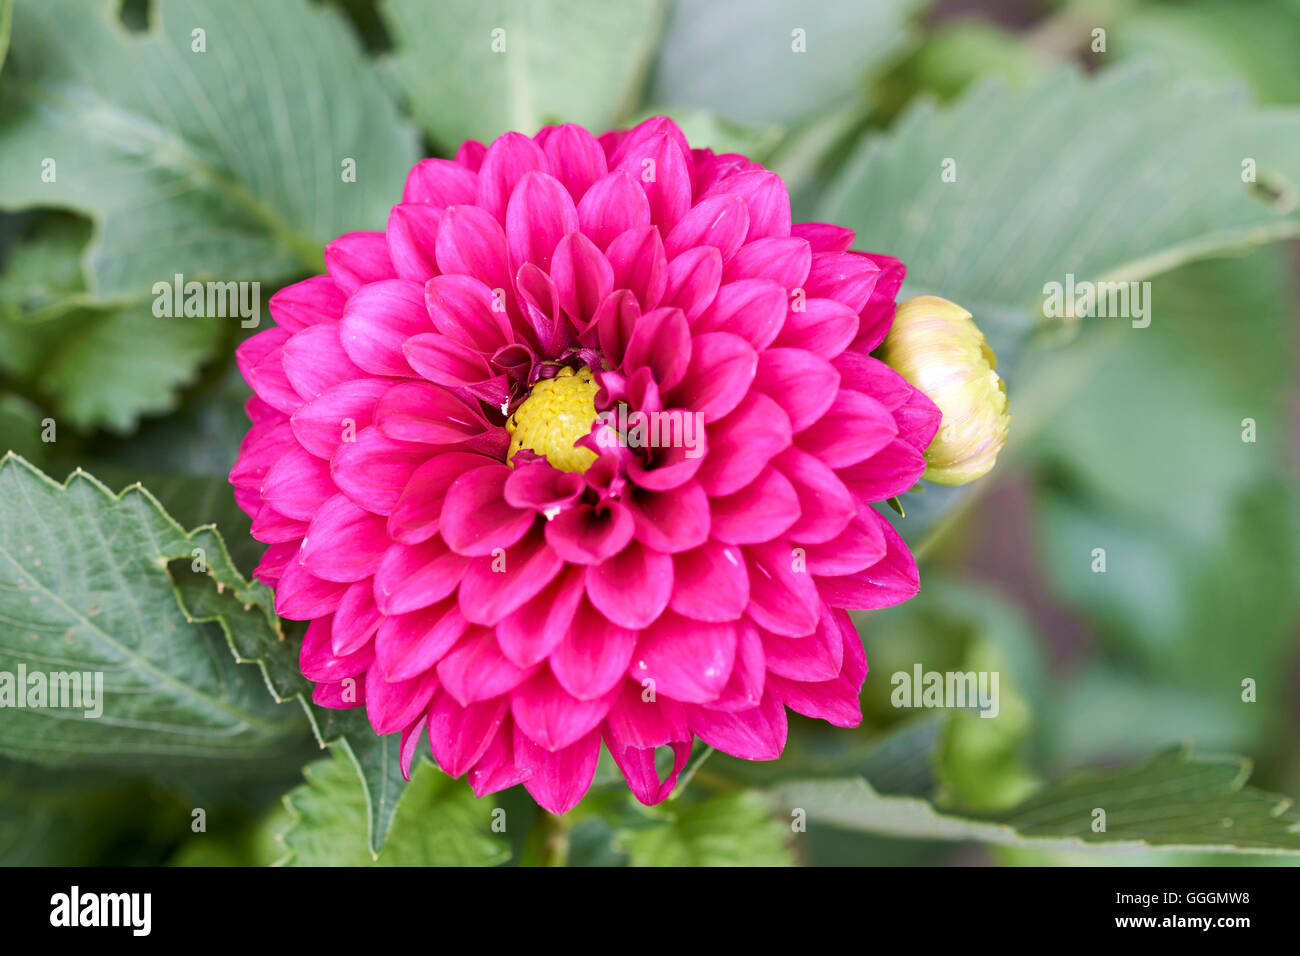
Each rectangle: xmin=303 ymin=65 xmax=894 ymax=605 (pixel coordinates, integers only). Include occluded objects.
xmin=230 ymin=116 xmax=942 ymax=814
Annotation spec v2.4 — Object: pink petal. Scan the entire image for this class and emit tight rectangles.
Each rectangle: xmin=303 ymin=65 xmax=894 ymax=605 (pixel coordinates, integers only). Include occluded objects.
xmin=516 ymin=727 xmax=601 ymax=815
xmin=425 ymin=274 xmax=514 ymax=354
xmin=551 ymin=232 xmax=614 ymax=324
xmin=274 ymin=559 xmax=348 ymax=619
xmin=437 ymin=627 xmax=537 ymax=705
xmin=435 ymin=204 xmax=513 ymax=297
xmin=687 ymin=691 xmax=787 ymax=760
xmin=261 ymin=445 xmax=334 ymax=521
xmin=403 ymin=157 xmax=478 ymax=207
xmin=624 ymin=481 xmax=711 ymax=554
xmin=607 ymin=741 xmax=691 ymax=806
xmin=700 ymin=170 xmax=791 ymax=241
xmin=586 ymin=541 xmax=673 ymax=629
xmin=616 ymin=132 xmax=692 ymax=234
xmin=669 ymin=331 xmax=756 ymax=422
xmin=237 ymin=328 xmax=299 ymax=414
xmin=835 ymin=437 xmax=926 ymax=503
xmin=622 ymin=306 xmax=691 ymax=392
xmin=545 ymin=501 xmax=635 ymax=565
xmin=668 ymin=541 xmax=750 ymax=622
xmin=299 ymin=615 xmax=373 ymax=682
xmin=709 ymin=467 xmax=800 ymax=545
xmin=495 ymin=564 xmax=586 ymax=667
xmin=753 ymin=347 xmax=839 ymax=432
xmin=630 ymin=612 xmax=737 ymax=704
xmin=744 ymin=540 xmax=819 ymax=637
xmin=330 ymin=426 xmax=430 ymax=514
xmin=795 ymin=390 xmax=898 ymax=468
xmin=694 ymin=393 xmax=792 ymax=497
xmin=338 ymin=278 xmax=430 ymax=377
xmin=475 ymin=131 xmax=549 ymax=222
xmin=282 ymin=322 xmax=367 ymax=402
xmin=723 ymin=236 xmax=811 ymax=291
xmin=790 ymin=222 xmax=855 ymax=253
xmin=456 ymin=528 xmax=564 ymax=626
xmin=269 ymin=276 xmax=346 ymax=333
xmin=815 ymin=516 xmax=920 ymax=610
xmin=773 ymin=297 xmax=860 ymax=358
xmin=386 ymin=202 xmax=444 ymax=282
xmin=388 ymin=451 xmax=495 ymax=545
xmin=802 ymin=507 xmax=888 ymax=577
xmin=576 ymin=170 xmax=651 ymax=250
xmin=299 ymin=493 xmax=389 ymax=582
xmin=691 ymin=277 xmax=787 ymax=349
xmin=512 ymin=669 xmax=617 ymax=752
xmin=332 ymin=578 xmax=383 ymax=655
xmin=427 ymin=691 xmax=509 ymax=777
xmin=467 ymin=719 xmax=533 ymax=796
xmin=605 ymin=225 xmax=667 ymax=312
xmin=701 ymin=619 xmax=766 ymax=712
xmin=664 ymin=194 xmax=749 ymax=262
xmin=543 ymin=123 xmax=608 ymax=202
xmin=663 ymin=245 xmax=723 ymax=323
xmin=373 ymin=536 xmax=469 ymax=615
xmin=550 ymin=599 xmax=639 ymax=700
xmin=373 ymin=597 xmax=467 ymax=681
xmin=323 ymin=231 xmax=395 ymax=295
xmin=804 ymin=251 xmax=881 ymax=313
xmin=761 ymin=602 xmax=844 ymax=682
xmin=365 ymin=665 xmax=439 ymax=735
xmin=290 ymin=377 xmax=389 ymax=459
xmin=505 ymin=170 xmax=579 ymax=273
xmin=776 ymin=447 xmax=856 ymax=545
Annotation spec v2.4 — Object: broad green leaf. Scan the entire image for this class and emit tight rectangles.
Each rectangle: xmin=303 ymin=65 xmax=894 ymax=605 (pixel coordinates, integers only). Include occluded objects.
xmin=0 ymin=0 xmax=418 ymax=303
xmin=275 ymin=749 xmax=510 ymax=866
xmin=0 ymin=214 xmax=90 ymax=320
xmin=0 ymin=454 xmax=309 ymax=771
xmin=32 ymin=307 xmax=223 ymax=433
xmin=1032 ymin=250 xmax=1299 ymax=710
xmin=773 ymin=748 xmax=1300 ymax=854
xmin=383 ymin=0 xmax=664 ymax=150
xmin=0 ymin=456 xmax=409 ymax=850
xmin=616 ymin=791 xmax=792 ymax=866
xmin=648 ymin=0 xmax=921 ymax=126
xmin=1112 ymin=0 xmax=1300 ymax=106
xmin=821 ymin=63 xmax=1300 ymax=351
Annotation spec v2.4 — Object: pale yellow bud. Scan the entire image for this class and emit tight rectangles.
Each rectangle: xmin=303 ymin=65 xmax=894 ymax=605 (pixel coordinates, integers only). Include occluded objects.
xmin=880 ymin=296 xmax=1009 ymax=486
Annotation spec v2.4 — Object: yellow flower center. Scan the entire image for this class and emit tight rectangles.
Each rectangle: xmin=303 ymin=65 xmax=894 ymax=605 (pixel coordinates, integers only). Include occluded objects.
xmin=506 ymin=365 xmax=600 ymax=473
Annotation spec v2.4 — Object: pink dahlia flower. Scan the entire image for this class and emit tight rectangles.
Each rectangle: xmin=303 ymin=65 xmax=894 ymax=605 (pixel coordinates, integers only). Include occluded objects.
xmin=229 ymin=117 xmax=941 ymax=814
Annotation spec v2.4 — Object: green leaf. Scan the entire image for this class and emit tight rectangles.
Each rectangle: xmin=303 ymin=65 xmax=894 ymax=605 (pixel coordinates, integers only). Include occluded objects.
xmin=0 ymin=0 xmax=418 ymax=303
xmin=1112 ymin=0 xmax=1300 ymax=106
xmin=0 ymin=454 xmax=309 ymax=773
xmin=383 ymin=0 xmax=664 ymax=150
xmin=616 ymin=790 xmax=793 ymax=866
xmin=0 ymin=214 xmax=90 ymax=320
xmin=276 ymin=749 xmax=510 ymax=866
xmin=33 ymin=308 xmax=223 ymax=433
xmin=822 ymin=63 xmax=1300 ymax=345
xmin=648 ymin=0 xmax=921 ymax=126
xmin=772 ymin=748 xmax=1300 ymax=854
xmin=1032 ymin=250 xmax=1300 ymax=709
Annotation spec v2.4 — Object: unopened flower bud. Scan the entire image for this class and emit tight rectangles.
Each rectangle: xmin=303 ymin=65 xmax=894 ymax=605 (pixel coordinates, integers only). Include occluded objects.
xmin=880 ymin=295 xmax=1009 ymax=485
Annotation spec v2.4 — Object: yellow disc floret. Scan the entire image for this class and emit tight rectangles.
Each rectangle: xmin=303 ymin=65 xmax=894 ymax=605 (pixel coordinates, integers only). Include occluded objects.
xmin=506 ymin=365 xmax=600 ymax=473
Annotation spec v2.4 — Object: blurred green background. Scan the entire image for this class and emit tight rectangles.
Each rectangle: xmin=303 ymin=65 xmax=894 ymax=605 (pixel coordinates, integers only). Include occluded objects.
xmin=0 ymin=0 xmax=1297 ymax=866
